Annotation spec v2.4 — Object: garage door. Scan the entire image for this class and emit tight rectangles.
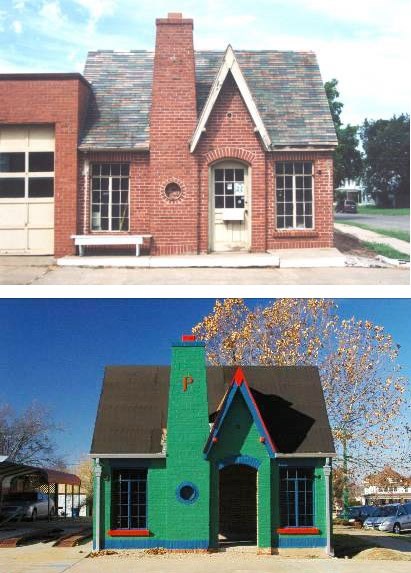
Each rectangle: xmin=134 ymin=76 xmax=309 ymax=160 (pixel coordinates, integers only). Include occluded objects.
xmin=0 ymin=125 xmax=54 ymax=255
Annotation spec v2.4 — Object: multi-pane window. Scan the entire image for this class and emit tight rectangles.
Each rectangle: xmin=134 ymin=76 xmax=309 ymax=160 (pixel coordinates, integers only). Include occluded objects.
xmin=112 ymin=469 xmax=147 ymax=529
xmin=276 ymin=162 xmax=313 ymax=229
xmin=279 ymin=467 xmax=314 ymax=527
xmin=214 ymin=167 xmax=245 ymax=209
xmin=91 ymin=163 xmax=129 ymax=231
xmin=0 ymin=151 xmax=54 ymax=198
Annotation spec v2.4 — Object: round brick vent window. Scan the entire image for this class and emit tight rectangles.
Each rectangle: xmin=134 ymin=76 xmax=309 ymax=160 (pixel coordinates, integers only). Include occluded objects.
xmin=164 ymin=182 xmax=182 ymax=201
xmin=176 ymin=482 xmax=199 ymax=504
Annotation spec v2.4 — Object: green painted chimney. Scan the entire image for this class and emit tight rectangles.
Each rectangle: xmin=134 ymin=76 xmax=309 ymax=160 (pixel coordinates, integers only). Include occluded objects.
xmin=165 ymin=335 xmax=210 ymax=546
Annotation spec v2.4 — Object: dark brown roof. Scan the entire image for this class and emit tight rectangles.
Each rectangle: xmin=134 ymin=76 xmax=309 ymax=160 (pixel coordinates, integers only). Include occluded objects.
xmin=91 ymin=365 xmax=334 ymax=456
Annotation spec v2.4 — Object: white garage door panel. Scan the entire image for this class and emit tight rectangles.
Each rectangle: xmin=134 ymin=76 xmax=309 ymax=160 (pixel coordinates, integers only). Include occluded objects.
xmin=0 ymin=125 xmax=55 ymax=255
xmin=0 ymin=229 xmax=27 ymax=251
xmin=28 ymin=228 xmax=54 ymax=252
xmin=28 ymin=126 xmax=55 ymax=151
xmin=0 ymin=203 xmax=26 ymax=227
xmin=28 ymin=202 xmax=54 ymax=226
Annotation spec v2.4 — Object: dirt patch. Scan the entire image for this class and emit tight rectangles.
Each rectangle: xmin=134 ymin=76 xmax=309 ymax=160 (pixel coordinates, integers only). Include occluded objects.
xmin=353 ymin=547 xmax=411 ymax=561
xmin=334 ymin=230 xmax=377 ymax=258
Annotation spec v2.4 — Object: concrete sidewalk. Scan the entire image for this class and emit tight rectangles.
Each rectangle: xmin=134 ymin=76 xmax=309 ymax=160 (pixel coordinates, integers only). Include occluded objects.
xmin=57 ymin=248 xmax=346 ymax=269
xmin=334 ymin=223 xmax=410 ymax=256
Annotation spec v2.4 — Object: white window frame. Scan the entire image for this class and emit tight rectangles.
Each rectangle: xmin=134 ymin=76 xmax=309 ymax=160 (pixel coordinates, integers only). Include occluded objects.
xmin=90 ymin=163 xmax=130 ymax=233
xmin=275 ymin=161 xmax=315 ymax=230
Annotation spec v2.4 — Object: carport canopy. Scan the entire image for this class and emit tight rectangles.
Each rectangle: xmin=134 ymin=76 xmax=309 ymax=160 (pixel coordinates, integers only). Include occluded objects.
xmin=0 ymin=460 xmax=80 ymax=487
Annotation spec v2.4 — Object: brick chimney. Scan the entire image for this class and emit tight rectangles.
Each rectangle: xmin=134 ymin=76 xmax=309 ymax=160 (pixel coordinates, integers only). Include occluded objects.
xmin=149 ymin=13 xmax=199 ymax=255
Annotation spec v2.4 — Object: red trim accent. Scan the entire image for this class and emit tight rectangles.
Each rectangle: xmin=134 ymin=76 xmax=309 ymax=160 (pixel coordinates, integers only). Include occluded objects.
xmin=233 ymin=367 xmax=245 ymax=386
xmin=181 ymin=334 xmax=196 ymax=342
xmin=277 ymin=527 xmax=320 ymax=535
xmin=108 ymin=529 xmax=150 ymax=537
xmin=212 ymin=436 xmax=218 ymax=443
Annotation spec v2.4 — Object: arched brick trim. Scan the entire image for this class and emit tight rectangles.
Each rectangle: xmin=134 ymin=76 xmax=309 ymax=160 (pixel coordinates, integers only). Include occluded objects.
xmin=217 ymin=455 xmax=261 ymax=470
xmin=205 ymin=147 xmax=255 ymax=166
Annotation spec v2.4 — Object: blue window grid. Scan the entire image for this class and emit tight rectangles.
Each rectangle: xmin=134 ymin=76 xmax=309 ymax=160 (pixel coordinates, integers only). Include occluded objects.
xmin=112 ymin=469 xmax=147 ymax=529
xmin=280 ymin=467 xmax=314 ymax=527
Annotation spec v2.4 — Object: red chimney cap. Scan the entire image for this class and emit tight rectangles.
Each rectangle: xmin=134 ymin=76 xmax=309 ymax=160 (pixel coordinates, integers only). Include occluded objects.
xmin=168 ymin=12 xmax=182 ymax=19
xmin=182 ymin=334 xmax=196 ymax=342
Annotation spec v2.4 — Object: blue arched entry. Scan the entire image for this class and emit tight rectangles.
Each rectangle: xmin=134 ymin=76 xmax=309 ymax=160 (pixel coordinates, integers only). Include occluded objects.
xmin=218 ymin=456 xmax=261 ymax=545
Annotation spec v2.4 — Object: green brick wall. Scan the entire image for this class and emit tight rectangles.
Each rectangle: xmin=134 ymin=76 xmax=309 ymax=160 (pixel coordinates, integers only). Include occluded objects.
xmin=164 ymin=343 xmax=210 ymax=542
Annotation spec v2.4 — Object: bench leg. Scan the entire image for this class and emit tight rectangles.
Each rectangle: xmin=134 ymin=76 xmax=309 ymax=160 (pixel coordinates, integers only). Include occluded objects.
xmin=136 ymin=244 xmax=140 ymax=256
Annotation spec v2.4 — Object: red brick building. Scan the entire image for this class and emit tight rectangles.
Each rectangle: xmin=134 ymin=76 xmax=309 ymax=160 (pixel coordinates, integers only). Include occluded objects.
xmin=0 ymin=13 xmax=337 ymax=257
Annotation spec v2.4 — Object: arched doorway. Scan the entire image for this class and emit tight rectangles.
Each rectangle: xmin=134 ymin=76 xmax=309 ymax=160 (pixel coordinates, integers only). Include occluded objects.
xmin=209 ymin=161 xmax=251 ymax=252
xmin=219 ymin=464 xmax=257 ymax=545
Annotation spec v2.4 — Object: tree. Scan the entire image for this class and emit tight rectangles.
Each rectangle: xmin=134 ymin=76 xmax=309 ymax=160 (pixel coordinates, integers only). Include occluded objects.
xmin=72 ymin=456 xmax=93 ymax=514
xmin=193 ymin=299 xmax=408 ymax=509
xmin=324 ymin=79 xmax=363 ymax=188
xmin=360 ymin=114 xmax=410 ymax=207
xmin=0 ymin=402 xmax=63 ymax=467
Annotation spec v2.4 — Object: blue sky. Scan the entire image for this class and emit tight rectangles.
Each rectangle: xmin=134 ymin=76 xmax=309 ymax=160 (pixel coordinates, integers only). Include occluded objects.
xmin=0 ymin=298 xmax=410 ymax=468
xmin=1 ymin=0 xmax=409 ymax=125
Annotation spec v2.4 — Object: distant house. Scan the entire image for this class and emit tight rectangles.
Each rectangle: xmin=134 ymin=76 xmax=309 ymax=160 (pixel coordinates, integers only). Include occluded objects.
xmin=362 ymin=467 xmax=411 ymax=505
xmin=0 ymin=12 xmax=336 ymax=257
xmin=335 ymin=179 xmax=374 ymax=205
xmin=90 ymin=336 xmax=335 ymax=554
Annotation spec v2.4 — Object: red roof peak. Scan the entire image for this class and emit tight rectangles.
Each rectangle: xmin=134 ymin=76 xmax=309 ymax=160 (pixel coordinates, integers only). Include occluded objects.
xmin=233 ymin=366 xmax=245 ymax=386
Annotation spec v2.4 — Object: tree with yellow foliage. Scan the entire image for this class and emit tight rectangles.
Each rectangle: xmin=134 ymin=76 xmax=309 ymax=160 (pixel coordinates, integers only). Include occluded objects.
xmin=193 ymin=299 xmax=408 ymax=510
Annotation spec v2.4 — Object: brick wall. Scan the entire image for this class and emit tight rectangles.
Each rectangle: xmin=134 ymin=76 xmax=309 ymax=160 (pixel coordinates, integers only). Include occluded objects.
xmin=195 ymin=73 xmax=334 ymax=252
xmin=149 ymin=13 xmax=200 ymax=255
xmin=0 ymin=76 xmax=90 ymax=257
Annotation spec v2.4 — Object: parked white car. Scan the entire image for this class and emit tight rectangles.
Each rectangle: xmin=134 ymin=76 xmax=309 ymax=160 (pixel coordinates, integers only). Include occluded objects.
xmin=0 ymin=492 xmax=55 ymax=521
xmin=363 ymin=503 xmax=411 ymax=534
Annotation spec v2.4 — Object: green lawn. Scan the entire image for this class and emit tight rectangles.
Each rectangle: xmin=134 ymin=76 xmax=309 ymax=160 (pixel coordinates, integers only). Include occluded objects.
xmin=358 ymin=206 xmax=410 ymax=216
xmin=338 ymin=221 xmax=410 ymax=243
xmin=361 ymin=241 xmax=410 ymax=262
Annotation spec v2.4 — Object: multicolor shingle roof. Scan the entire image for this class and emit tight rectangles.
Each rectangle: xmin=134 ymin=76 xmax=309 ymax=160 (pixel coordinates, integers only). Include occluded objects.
xmin=80 ymin=49 xmax=337 ymax=150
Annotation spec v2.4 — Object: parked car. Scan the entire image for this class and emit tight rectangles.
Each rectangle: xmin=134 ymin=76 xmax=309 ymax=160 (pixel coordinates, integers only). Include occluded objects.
xmin=363 ymin=503 xmax=411 ymax=534
xmin=0 ymin=491 xmax=55 ymax=521
xmin=335 ymin=199 xmax=358 ymax=213
xmin=338 ymin=505 xmax=379 ymax=525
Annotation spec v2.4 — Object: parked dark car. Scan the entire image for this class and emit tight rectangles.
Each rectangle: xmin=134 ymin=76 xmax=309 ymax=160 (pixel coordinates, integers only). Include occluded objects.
xmin=338 ymin=505 xmax=379 ymax=525
xmin=335 ymin=199 xmax=358 ymax=213
xmin=0 ymin=491 xmax=55 ymax=521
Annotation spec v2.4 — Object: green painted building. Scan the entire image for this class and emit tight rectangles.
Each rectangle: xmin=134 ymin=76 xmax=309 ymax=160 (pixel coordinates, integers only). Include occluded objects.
xmin=91 ymin=337 xmax=335 ymax=553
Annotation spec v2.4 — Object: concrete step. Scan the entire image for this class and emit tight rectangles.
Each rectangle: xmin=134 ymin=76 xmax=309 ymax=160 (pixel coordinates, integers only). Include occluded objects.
xmin=57 ymin=248 xmax=346 ymax=269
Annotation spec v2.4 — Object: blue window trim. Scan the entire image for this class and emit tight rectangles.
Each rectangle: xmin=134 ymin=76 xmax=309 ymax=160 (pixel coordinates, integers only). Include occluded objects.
xmin=279 ymin=466 xmax=315 ymax=528
xmin=112 ymin=468 xmax=147 ymax=529
xmin=217 ymin=455 xmax=261 ymax=470
xmin=176 ymin=481 xmax=199 ymax=505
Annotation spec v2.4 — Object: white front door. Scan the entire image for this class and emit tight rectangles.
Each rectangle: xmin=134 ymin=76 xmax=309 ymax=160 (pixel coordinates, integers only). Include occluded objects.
xmin=211 ymin=162 xmax=250 ymax=252
xmin=0 ymin=126 xmax=55 ymax=255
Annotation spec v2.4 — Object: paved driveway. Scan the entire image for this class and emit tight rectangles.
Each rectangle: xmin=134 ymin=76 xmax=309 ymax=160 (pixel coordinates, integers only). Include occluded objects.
xmin=0 ymin=258 xmax=409 ymax=285
xmin=335 ymin=213 xmax=410 ymax=232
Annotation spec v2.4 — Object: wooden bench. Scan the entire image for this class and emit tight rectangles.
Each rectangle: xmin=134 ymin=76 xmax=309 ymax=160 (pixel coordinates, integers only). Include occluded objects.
xmin=71 ymin=235 xmax=152 ymax=256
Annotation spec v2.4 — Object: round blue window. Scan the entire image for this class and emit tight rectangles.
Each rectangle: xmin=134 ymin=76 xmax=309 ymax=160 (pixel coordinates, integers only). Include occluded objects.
xmin=176 ymin=482 xmax=199 ymax=504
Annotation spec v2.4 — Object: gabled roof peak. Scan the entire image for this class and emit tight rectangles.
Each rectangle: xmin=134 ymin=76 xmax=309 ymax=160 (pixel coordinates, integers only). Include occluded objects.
xmin=190 ymin=45 xmax=272 ymax=152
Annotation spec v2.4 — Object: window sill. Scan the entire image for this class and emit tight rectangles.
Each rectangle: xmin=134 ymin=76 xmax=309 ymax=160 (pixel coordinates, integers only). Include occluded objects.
xmin=108 ymin=529 xmax=150 ymax=537
xmin=277 ymin=527 xmax=320 ymax=535
xmin=272 ymin=230 xmax=318 ymax=238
